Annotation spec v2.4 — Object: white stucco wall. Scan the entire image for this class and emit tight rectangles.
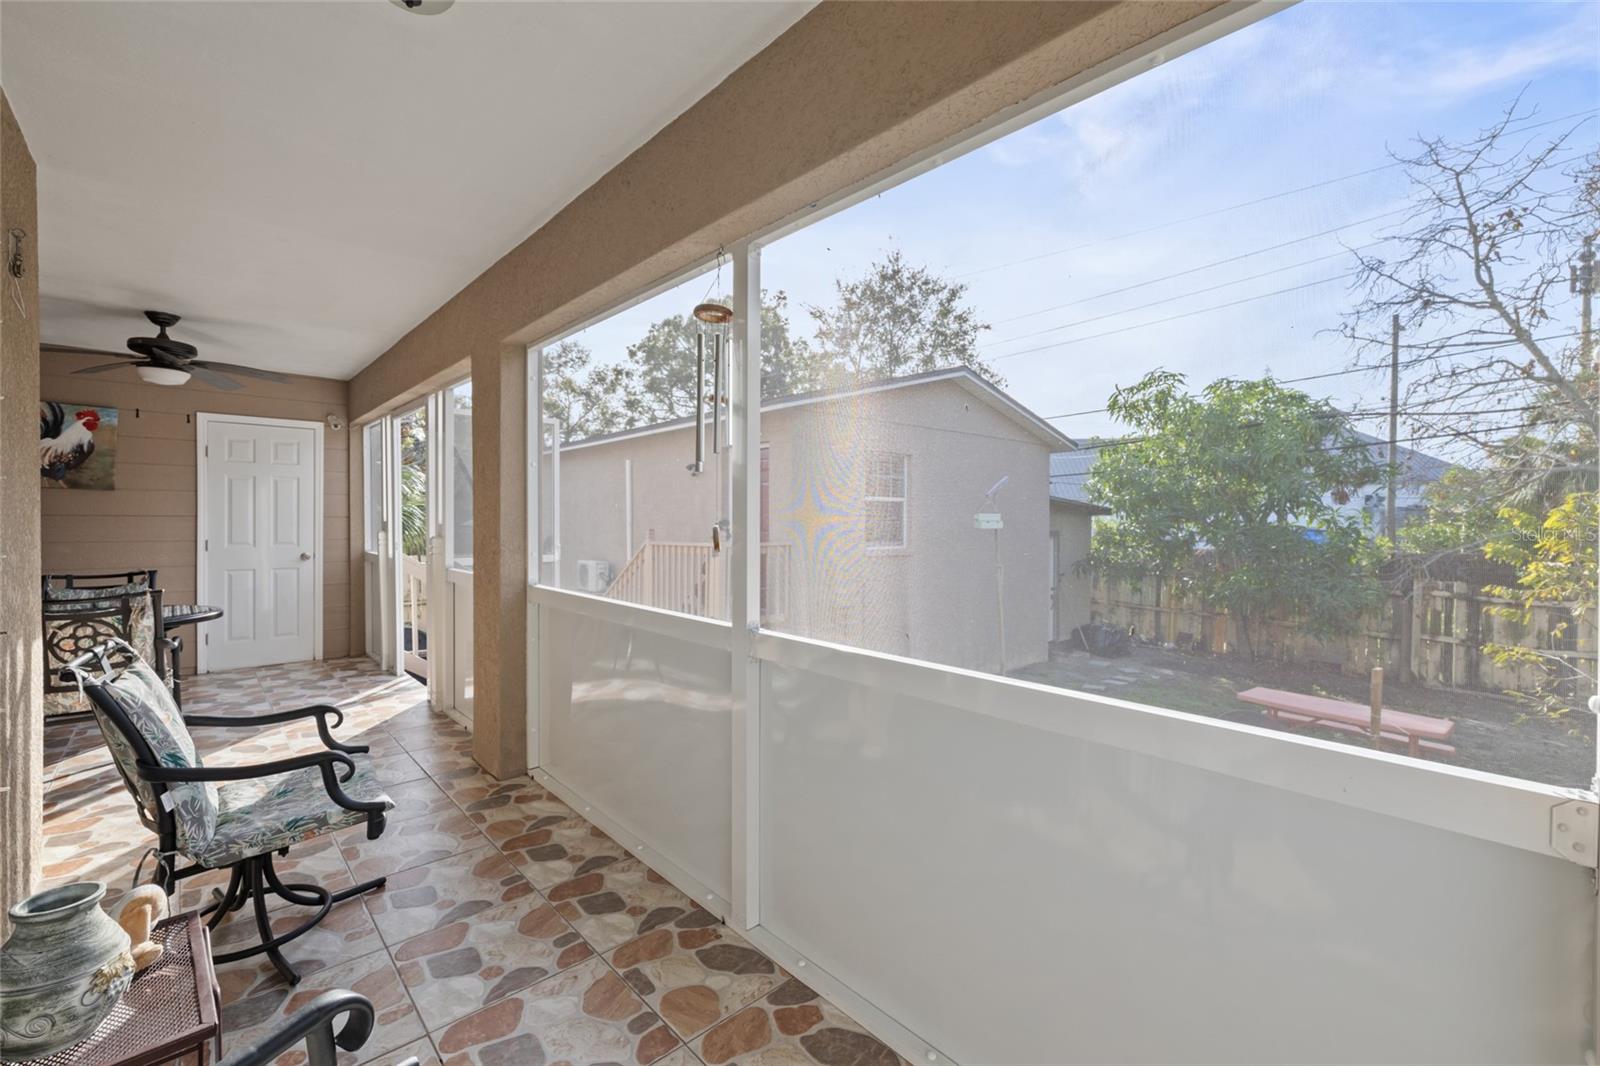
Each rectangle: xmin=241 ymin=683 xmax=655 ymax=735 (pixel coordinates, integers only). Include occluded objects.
xmin=551 ymin=377 xmax=1071 ymax=672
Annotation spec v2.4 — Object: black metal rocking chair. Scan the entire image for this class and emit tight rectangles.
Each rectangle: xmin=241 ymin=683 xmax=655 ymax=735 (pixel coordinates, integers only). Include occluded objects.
xmin=62 ymin=641 xmax=394 ymax=985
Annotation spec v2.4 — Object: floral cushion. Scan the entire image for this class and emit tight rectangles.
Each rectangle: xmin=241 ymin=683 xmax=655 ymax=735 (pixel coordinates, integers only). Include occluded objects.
xmin=45 ymin=578 xmax=149 ymax=604
xmin=192 ymin=756 xmax=393 ymax=868
xmin=88 ymin=655 xmax=218 ymax=855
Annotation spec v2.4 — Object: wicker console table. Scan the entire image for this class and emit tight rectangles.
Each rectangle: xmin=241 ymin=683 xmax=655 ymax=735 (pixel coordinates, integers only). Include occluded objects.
xmin=11 ymin=912 xmax=221 ymax=1066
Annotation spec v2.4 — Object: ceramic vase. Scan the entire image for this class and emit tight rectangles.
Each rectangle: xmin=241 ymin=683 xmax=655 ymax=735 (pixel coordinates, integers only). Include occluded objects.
xmin=1 ymin=882 xmax=135 ymax=1062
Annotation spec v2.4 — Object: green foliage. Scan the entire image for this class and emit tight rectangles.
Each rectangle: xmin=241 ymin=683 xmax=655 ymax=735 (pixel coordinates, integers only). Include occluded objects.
xmin=1087 ymin=371 xmax=1386 ymax=656
xmin=544 ymin=291 xmax=830 ymax=440
xmin=398 ymin=414 xmax=428 ymax=558
xmin=541 ymin=339 xmax=650 ymax=440
xmin=1397 ymin=465 xmax=1520 ymax=557
xmin=1481 ymin=492 xmax=1598 ymax=723
xmin=808 ymin=250 xmax=1002 ymax=385
xmin=546 ymin=255 xmax=996 ymax=441
xmin=400 ymin=463 xmax=427 ymax=558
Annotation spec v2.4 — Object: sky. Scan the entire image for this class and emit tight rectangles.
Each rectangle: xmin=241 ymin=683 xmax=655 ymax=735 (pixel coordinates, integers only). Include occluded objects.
xmin=560 ymin=1 xmax=1599 ymax=447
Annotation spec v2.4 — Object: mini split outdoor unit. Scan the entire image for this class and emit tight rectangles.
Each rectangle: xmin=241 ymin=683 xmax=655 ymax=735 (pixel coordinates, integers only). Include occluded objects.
xmin=576 ymin=560 xmax=612 ymax=593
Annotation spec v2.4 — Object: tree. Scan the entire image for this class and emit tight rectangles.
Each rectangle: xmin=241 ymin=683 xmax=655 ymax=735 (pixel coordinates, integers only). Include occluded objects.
xmin=554 ymin=291 xmax=827 ymax=436
xmin=547 ymin=256 xmax=1000 ymax=438
xmin=1400 ymin=428 xmax=1596 ymax=565
xmin=1481 ymin=491 xmax=1598 ymax=726
xmin=541 ymin=339 xmax=647 ymax=441
xmin=1340 ymin=98 xmax=1598 ymax=498
xmin=398 ymin=416 xmax=428 ymax=557
xmin=1088 ymin=371 xmax=1385 ymax=658
xmin=808 ymin=250 xmax=1002 ymax=385
xmin=756 ymin=290 xmax=832 ymax=399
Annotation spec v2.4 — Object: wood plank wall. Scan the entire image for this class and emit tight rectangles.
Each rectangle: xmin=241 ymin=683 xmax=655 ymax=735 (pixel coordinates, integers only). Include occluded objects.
xmin=39 ymin=353 xmax=353 ymax=665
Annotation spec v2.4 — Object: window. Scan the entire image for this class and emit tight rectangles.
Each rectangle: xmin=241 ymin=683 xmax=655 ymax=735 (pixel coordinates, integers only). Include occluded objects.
xmin=533 ymin=266 xmax=730 ymax=620
xmin=754 ymin=0 xmax=1598 ymax=788
xmin=864 ymin=453 xmax=908 ymax=549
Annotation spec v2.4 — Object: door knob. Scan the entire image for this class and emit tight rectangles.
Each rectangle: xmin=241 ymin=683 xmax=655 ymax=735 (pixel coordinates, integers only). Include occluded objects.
xmin=300 ymin=552 xmax=313 ymax=561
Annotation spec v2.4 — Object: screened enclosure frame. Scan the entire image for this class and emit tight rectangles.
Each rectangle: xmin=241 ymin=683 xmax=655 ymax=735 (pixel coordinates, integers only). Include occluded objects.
xmin=357 ymin=373 xmax=474 ymax=727
xmin=520 ymin=2 xmax=1600 ymax=1060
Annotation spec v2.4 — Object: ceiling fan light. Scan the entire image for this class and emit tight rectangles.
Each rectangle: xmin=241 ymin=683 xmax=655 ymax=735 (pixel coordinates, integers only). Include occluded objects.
xmin=136 ymin=365 xmax=191 ymax=386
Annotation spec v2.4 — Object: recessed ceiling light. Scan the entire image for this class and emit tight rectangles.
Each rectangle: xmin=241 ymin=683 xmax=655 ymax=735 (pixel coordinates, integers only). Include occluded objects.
xmin=389 ymin=0 xmax=455 ymax=14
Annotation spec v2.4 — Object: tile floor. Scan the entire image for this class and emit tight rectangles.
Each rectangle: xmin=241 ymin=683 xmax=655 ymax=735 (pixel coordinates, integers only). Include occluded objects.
xmin=40 ymin=657 xmax=905 ymax=1066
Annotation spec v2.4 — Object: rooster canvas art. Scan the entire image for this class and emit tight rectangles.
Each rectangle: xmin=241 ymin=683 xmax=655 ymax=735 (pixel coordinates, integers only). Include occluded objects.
xmin=40 ymin=401 xmax=118 ymax=489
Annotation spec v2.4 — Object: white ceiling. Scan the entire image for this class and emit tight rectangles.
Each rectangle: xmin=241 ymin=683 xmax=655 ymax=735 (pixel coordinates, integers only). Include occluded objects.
xmin=1 ymin=0 xmax=811 ymax=379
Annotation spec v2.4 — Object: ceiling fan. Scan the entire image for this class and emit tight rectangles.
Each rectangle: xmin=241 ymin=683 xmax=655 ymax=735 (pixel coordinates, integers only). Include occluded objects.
xmin=40 ymin=310 xmax=290 ymax=390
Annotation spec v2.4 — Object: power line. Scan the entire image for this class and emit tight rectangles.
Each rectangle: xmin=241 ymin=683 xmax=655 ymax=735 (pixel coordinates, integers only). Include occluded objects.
xmin=984 ymin=246 xmax=1382 ymax=351
xmin=982 ymin=148 xmax=1590 ymax=339
xmin=993 ymin=273 xmax=1357 ymax=363
xmin=955 ymin=171 xmax=1396 ymax=280
xmin=1048 ymin=418 xmax=1569 ymax=479
xmin=990 ymin=252 xmax=1587 ymax=362
xmin=988 ymin=211 xmax=1407 ymax=328
xmin=953 ymin=108 xmax=1598 ymax=281
xmin=1342 ymin=402 xmax=1545 ymax=420
xmin=1038 ymin=332 xmax=1581 ymax=422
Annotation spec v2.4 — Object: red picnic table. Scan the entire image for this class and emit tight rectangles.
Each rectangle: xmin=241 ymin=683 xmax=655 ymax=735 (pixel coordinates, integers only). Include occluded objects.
xmin=1237 ymin=686 xmax=1456 ymax=758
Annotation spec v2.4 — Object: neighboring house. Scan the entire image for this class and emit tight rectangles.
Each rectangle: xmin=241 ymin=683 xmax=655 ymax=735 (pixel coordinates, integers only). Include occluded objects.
xmin=547 ymin=367 xmax=1083 ymax=673
xmin=1336 ymin=430 xmax=1455 ymax=533
xmin=1048 ymin=447 xmax=1110 ymax=642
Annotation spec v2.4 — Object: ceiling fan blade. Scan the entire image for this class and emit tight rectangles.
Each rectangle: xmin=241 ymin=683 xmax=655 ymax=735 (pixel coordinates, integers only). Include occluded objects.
xmin=186 ymin=365 xmax=245 ymax=391
xmin=43 ymin=342 xmax=134 ymax=359
xmin=189 ymin=360 xmax=291 ymax=383
xmin=73 ymin=361 xmax=141 ymax=375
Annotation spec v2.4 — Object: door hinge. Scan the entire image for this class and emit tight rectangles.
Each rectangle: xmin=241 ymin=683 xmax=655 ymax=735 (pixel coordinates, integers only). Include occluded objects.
xmin=204 ymin=539 xmax=209 ymax=552
xmin=204 ymin=444 xmax=209 ymax=457
xmin=204 ymin=633 xmax=210 ymax=645
xmin=1550 ymin=799 xmax=1597 ymax=866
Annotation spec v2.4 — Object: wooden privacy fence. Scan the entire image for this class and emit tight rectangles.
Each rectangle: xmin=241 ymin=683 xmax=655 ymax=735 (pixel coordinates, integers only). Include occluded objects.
xmin=1091 ymin=575 xmax=1596 ymax=694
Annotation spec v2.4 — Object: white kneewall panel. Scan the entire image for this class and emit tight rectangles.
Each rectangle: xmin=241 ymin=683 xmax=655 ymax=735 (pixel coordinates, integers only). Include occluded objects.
xmin=758 ymin=659 xmax=1592 ymax=1065
xmin=539 ymin=603 xmax=732 ymax=902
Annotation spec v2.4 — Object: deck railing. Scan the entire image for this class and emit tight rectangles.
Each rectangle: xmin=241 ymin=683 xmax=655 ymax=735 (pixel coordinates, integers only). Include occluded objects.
xmin=402 ymin=554 xmax=428 ymax=678
xmin=606 ymin=540 xmax=790 ymax=621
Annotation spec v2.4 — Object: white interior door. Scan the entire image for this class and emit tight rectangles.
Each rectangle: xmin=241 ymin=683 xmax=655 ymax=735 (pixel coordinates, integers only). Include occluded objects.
xmin=201 ymin=416 xmax=321 ymax=671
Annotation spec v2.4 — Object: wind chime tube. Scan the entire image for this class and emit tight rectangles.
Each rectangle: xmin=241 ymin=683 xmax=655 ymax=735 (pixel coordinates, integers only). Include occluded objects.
xmin=711 ymin=332 xmax=722 ymax=455
xmin=690 ymin=331 xmax=706 ymax=475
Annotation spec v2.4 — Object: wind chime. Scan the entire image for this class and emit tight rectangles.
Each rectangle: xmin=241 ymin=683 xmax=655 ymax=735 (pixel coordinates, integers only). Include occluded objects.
xmin=691 ymin=257 xmax=735 ymax=553
xmin=688 ymin=264 xmax=733 ymax=477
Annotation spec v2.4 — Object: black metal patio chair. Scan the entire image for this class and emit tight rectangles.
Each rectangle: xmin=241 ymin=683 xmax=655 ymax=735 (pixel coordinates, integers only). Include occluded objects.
xmin=43 ymin=571 xmax=182 ymax=689
xmin=43 ymin=584 xmax=178 ymax=719
xmin=217 ymin=990 xmax=421 ymax=1066
xmin=61 ymin=640 xmax=394 ymax=985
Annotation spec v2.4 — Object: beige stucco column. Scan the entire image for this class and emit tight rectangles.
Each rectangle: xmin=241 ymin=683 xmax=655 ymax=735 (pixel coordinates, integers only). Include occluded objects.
xmin=2 ymin=89 xmax=43 ymax=931
xmin=470 ymin=343 xmax=529 ymax=778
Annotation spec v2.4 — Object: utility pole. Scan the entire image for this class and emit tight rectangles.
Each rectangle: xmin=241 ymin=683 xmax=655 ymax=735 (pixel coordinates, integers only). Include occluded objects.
xmin=1385 ymin=312 xmax=1400 ymax=549
xmin=1387 ymin=313 xmax=1412 ymax=683
xmin=1573 ymin=234 xmax=1594 ymax=368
